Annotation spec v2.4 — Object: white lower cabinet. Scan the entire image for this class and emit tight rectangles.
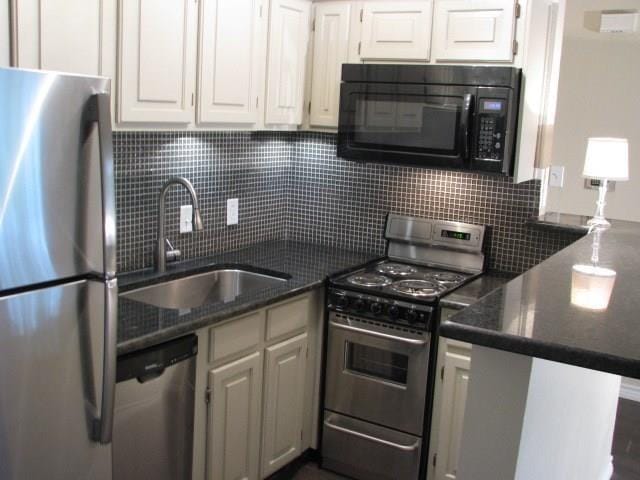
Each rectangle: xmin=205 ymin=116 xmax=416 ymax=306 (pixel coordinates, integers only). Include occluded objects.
xmin=261 ymin=333 xmax=308 ymax=477
xmin=206 ymin=352 xmax=263 ymax=480
xmin=428 ymin=336 xmax=472 ymax=480
xmin=193 ymin=290 xmax=323 ymax=480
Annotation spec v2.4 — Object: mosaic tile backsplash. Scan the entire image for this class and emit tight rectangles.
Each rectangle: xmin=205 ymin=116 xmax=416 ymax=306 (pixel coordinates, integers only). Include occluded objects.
xmin=114 ymin=131 xmax=582 ymax=274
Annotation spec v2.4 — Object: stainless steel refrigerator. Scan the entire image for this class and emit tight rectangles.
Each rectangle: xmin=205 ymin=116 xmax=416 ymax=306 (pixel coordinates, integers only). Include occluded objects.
xmin=0 ymin=67 xmax=117 ymax=479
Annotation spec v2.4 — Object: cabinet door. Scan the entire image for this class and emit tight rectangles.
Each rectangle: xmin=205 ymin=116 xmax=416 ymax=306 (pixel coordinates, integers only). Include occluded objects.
xmin=12 ymin=0 xmax=116 ymax=76
xmin=261 ymin=333 xmax=308 ymax=478
xmin=198 ymin=0 xmax=266 ymax=125
xmin=265 ymin=0 xmax=311 ymax=126
xmin=309 ymin=2 xmax=351 ymax=128
xmin=432 ymin=0 xmax=516 ymax=62
xmin=360 ymin=1 xmax=433 ymax=61
xmin=207 ymin=352 xmax=263 ymax=480
xmin=118 ymin=0 xmax=196 ymax=123
xmin=435 ymin=349 xmax=471 ymax=480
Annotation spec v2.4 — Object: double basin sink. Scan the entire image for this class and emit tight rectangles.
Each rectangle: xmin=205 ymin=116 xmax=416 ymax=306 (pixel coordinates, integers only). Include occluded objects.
xmin=121 ymin=268 xmax=289 ymax=309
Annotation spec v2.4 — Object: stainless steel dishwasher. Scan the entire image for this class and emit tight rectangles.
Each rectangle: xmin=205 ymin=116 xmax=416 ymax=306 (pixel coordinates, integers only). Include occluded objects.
xmin=113 ymin=334 xmax=198 ymax=480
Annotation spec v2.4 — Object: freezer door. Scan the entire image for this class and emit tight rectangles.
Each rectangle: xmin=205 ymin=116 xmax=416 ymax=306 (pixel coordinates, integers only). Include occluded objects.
xmin=0 ymin=279 xmax=116 ymax=480
xmin=0 ymin=67 xmax=115 ymax=291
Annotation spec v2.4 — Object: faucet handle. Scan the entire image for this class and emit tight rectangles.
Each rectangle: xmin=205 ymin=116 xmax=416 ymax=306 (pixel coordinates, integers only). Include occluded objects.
xmin=165 ymin=238 xmax=181 ymax=263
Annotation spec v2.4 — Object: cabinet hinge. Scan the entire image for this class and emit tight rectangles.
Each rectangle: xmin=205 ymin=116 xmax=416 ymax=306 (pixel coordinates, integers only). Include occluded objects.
xmin=205 ymin=388 xmax=212 ymax=405
xmin=308 ymin=102 xmax=311 ymax=115
xmin=358 ymin=41 xmax=361 ymax=55
xmin=513 ymin=40 xmax=519 ymax=56
xmin=440 ymin=365 xmax=445 ymax=380
xmin=515 ymin=2 xmax=521 ymax=19
xmin=256 ymin=96 xmax=259 ymax=109
xmin=312 ymin=18 xmax=315 ymax=32
xmin=191 ymin=93 xmax=195 ymax=106
xmin=433 ymin=453 xmax=437 ymax=467
xmin=360 ymin=9 xmax=363 ymax=22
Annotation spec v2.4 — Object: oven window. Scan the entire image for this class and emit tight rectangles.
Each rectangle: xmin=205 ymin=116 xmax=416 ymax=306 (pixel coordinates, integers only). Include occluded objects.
xmin=345 ymin=342 xmax=409 ymax=385
xmin=352 ymin=94 xmax=460 ymax=153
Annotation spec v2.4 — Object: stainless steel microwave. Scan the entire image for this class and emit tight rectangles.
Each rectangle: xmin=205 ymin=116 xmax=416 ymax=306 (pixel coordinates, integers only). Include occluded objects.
xmin=337 ymin=65 xmax=522 ymax=175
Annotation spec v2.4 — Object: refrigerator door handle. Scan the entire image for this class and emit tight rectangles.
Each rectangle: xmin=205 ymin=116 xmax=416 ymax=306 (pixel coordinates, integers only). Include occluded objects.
xmin=89 ymin=93 xmax=117 ymax=278
xmin=95 ymin=278 xmax=118 ymax=444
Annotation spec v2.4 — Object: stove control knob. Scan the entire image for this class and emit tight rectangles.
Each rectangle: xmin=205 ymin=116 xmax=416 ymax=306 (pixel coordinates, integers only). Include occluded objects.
xmin=370 ymin=302 xmax=383 ymax=315
xmin=335 ymin=295 xmax=349 ymax=309
xmin=353 ymin=299 xmax=365 ymax=312
xmin=388 ymin=305 xmax=400 ymax=319
xmin=405 ymin=309 xmax=418 ymax=323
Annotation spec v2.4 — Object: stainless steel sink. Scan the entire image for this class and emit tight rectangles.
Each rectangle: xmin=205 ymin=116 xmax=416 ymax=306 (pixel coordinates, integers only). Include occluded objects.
xmin=121 ymin=269 xmax=288 ymax=309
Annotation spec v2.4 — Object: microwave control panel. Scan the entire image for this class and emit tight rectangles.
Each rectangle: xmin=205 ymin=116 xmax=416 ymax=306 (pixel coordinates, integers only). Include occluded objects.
xmin=475 ymin=98 xmax=507 ymax=161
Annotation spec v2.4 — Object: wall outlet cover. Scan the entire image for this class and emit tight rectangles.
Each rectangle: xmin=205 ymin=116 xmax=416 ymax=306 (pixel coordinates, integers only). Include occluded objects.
xmin=227 ymin=198 xmax=239 ymax=226
xmin=180 ymin=205 xmax=193 ymax=233
xmin=549 ymin=166 xmax=565 ymax=188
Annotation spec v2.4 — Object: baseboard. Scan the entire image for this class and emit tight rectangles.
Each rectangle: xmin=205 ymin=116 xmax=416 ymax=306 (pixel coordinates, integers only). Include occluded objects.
xmin=619 ymin=381 xmax=640 ymax=403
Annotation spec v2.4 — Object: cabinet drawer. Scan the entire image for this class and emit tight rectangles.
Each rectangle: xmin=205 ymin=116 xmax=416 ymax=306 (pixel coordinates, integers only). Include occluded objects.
xmin=208 ymin=311 xmax=264 ymax=363
xmin=266 ymin=295 xmax=310 ymax=341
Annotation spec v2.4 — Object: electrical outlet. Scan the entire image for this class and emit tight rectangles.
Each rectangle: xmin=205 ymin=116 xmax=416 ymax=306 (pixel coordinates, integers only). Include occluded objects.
xmin=227 ymin=198 xmax=239 ymax=226
xmin=180 ymin=205 xmax=193 ymax=233
xmin=549 ymin=166 xmax=565 ymax=188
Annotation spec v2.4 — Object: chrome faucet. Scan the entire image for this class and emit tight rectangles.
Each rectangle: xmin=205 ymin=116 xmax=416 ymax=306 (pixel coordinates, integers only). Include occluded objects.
xmin=156 ymin=176 xmax=204 ymax=272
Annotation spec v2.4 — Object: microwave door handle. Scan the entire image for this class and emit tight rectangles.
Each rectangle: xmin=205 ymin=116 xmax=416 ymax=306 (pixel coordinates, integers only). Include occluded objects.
xmin=460 ymin=94 xmax=473 ymax=162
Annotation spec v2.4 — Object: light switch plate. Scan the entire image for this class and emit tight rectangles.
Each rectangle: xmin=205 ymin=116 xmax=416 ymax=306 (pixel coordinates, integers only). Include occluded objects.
xmin=180 ymin=205 xmax=193 ymax=233
xmin=549 ymin=166 xmax=565 ymax=188
xmin=227 ymin=198 xmax=239 ymax=226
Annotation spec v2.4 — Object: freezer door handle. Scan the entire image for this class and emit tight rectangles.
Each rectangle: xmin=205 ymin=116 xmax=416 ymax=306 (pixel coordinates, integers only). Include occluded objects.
xmin=89 ymin=93 xmax=117 ymax=278
xmin=95 ymin=278 xmax=118 ymax=444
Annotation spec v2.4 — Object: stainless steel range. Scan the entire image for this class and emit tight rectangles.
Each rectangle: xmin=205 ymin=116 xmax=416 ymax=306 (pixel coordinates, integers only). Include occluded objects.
xmin=321 ymin=214 xmax=486 ymax=480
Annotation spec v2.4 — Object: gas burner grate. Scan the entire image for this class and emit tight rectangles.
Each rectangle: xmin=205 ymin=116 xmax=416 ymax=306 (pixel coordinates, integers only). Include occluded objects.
xmin=347 ymin=273 xmax=392 ymax=287
xmin=375 ymin=262 xmax=418 ymax=277
xmin=391 ymin=279 xmax=444 ymax=297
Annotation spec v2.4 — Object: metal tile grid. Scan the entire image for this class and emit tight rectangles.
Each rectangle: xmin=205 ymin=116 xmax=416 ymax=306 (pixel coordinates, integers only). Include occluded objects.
xmin=114 ymin=131 xmax=291 ymax=273
xmin=287 ymin=133 xmax=582 ymax=274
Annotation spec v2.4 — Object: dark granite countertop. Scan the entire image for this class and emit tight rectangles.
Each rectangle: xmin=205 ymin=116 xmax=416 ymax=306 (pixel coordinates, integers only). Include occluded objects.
xmin=117 ymin=240 xmax=380 ymax=355
xmin=440 ymin=220 xmax=640 ymax=379
xmin=527 ymin=211 xmax=592 ymax=234
xmin=440 ymin=272 xmax=517 ymax=310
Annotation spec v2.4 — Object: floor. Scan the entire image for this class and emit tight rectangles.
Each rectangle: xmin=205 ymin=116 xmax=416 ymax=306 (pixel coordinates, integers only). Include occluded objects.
xmin=290 ymin=399 xmax=640 ymax=480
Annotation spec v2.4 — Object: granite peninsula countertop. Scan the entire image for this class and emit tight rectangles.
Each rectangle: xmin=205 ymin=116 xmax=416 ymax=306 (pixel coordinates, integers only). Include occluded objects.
xmin=440 ymin=220 xmax=640 ymax=379
xmin=117 ymin=240 xmax=380 ymax=355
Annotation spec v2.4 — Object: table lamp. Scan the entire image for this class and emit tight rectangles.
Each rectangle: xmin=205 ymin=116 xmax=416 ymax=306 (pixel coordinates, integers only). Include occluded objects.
xmin=582 ymin=137 xmax=629 ymax=228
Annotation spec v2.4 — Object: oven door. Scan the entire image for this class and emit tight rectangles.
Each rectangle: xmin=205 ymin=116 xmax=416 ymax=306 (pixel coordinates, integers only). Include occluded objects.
xmin=338 ymin=82 xmax=475 ymax=168
xmin=325 ymin=312 xmax=430 ymax=435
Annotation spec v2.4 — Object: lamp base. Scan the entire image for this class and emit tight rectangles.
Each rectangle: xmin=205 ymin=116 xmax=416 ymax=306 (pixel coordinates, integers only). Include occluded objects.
xmin=586 ymin=181 xmax=611 ymax=230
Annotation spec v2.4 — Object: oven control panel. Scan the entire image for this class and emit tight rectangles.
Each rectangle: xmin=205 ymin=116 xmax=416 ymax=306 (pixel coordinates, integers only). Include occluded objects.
xmin=328 ymin=289 xmax=433 ymax=331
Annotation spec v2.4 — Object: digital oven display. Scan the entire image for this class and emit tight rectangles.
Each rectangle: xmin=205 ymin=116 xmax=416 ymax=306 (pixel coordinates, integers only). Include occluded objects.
xmin=483 ymin=100 xmax=503 ymax=111
xmin=441 ymin=230 xmax=471 ymax=241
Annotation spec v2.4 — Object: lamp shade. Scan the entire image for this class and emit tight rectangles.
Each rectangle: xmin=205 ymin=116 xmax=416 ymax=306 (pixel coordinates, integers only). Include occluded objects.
xmin=582 ymin=137 xmax=629 ymax=180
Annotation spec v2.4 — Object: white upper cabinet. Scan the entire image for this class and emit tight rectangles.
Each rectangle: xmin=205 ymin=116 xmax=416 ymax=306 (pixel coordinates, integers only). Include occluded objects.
xmin=432 ymin=0 xmax=517 ymax=62
xmin=198 ymin=0 xmax=266 ymax=126
xmin=118 ymin=0 xmax=197 ymax=124
xmin=265 ymin=0 xmax=311 ymax=126
xmin=0 ymin=0 xmax=9 ymax=67
xmin=360 ymin=1 xmax=433 ymax=62
xmin=309 ymin=2 xmax=351 ymax=128
xmin=12 ymin=0 xmax=116 ymax=76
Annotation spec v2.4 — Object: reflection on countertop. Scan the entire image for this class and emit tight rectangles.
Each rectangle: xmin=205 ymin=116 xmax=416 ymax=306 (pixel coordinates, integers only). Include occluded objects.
xmin=440 ymin=220 xmax=640 ymax=379
xmin=117 ymin=240 xmax=381 ymax=355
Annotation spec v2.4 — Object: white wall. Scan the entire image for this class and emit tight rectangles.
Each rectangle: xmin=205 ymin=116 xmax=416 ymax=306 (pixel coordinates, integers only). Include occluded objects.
xmin=0 ymin=0 xmax=9 ymax=66
xmin=545 ymin=0 xmax=640 ymax=221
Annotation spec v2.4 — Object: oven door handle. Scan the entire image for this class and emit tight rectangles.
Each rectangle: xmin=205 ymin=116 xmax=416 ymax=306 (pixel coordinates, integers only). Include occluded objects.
xmin=324 ymin=419 xmax=421 ymax=452
xmin=329 ymin=320 xmax=428 ymax=346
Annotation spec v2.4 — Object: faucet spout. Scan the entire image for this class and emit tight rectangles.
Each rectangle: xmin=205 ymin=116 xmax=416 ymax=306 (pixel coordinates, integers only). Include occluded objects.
xmin=156 ymin=176 xmax=203 ymax=272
